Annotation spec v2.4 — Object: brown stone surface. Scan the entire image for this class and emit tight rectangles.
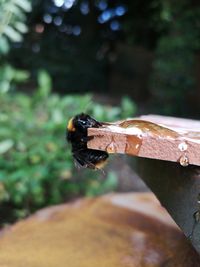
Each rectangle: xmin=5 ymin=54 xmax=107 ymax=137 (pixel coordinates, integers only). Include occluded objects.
xmin=88 ymin=115 xmax=200 ymax=166
xmin=0 ymin=193 xmax=199 ymax=267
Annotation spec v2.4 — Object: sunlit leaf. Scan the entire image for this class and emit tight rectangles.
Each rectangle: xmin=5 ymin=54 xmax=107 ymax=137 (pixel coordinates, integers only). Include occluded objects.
xmin=121 ymin=96 xmax=137 ymax=118
xmin=14 ymin=22 xmax=28 ymax=34
xmin=13 ymin=69 xmax=29 ymax=82
xmin=0 ymin=139 xmax=14 ymax=154
xmin=4 ymin=4 xmax=26 ymax=20
xmin=0 ymin=36 xmax=9 ymax=54
xmin=37 ymin=69 xmax=52 ymax=98
xmin=4 ymin=25 xmax=22 ymax=42
xmin=13 ymin=0 xmax=32 ymax=12
xmin=0 ymin=80 xmax=10 ymax=93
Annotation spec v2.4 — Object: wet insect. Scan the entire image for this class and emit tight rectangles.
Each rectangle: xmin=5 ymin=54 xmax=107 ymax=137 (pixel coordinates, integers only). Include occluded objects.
xmin=66 ymin=113 xmax=109 ymax=170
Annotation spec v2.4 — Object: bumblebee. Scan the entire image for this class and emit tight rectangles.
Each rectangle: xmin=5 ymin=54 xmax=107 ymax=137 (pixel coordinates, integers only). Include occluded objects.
xmin=67 ymin=113 xmax=109 ymax=170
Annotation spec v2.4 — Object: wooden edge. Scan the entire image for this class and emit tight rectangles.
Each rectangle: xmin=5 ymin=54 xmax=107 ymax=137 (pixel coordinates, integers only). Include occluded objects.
xmin=87 ymin=126 xmax=200 ymax=166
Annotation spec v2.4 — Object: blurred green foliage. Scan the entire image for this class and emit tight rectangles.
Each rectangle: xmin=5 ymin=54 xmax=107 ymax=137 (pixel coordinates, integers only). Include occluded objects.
xmin=0 ymin=64 xmax=29 ymax=93
xmin=0 ymin=71 xmax=136 ymax=224
xmin=0 ymin=0 xmax=31 ymax=53
xmin=151 ymin=1 xmax=200 ymax=115
xmin=5 ymin=0 xmax=199 ymax=117
xmin=0 ymin=0 xmax=31 ymax=94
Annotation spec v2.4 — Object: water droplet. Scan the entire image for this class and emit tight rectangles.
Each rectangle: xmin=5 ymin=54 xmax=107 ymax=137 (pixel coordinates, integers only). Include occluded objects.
xmin=179 ymin=154 xmax=189 ymax=167
xmin=125 ymin=136 xmax=142 ymax=155
xmin=135 ymin=144 xmax=139 ymax=149
xmin=138 ymin=133 xmax=143 ymax=139
xmin=178 ymin=142 xmax=188 ymax=152
xmin=106 ymin=142 xmax=116 ymax=153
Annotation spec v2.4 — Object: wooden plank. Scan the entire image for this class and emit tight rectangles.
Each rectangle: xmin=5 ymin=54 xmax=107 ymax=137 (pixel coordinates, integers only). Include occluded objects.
xmin=87 ymin=115 xmax=200 ymax=166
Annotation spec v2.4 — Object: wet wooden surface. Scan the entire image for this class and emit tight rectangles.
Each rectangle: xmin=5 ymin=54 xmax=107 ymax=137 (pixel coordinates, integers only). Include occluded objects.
xmin=87 ymin=115 xmax=200 ymax=255
xmin=88 ymin=115 xmax=200 ymax=166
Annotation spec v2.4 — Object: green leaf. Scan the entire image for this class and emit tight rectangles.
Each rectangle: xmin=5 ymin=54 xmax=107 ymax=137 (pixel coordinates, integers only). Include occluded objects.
xmin=0 ymin=139 xmax=14 ymax=154
xmin=0 ymin=36 xmax=9 ymax=54
xmin=0 ymin=80 xmax=10 ymax=93
xmin=13 ymin=0 xmax=32 ymax=12
xmin=51 ymin=109 xmax=64 ymax=124
xmin=14 ymin=22 xmax=28 ymax=34
xmin=13 ymin=69 xmax=29 ymax=82
xmin=121 ymin=96 xmax=137 ymax=118
xmin=4 ymin=25 xmax=22 ymax=42
xmin=4 ymin=3 xmax=25 ymax=20
xmin=37 ymin=70 xmax=52 ymax=98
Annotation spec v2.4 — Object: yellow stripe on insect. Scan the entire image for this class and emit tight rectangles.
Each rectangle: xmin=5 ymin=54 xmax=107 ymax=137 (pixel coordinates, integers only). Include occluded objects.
xmin=95 ymin=159 xmax=108 ymax=170
xmin=67 ymin=118 xmax=75 ymax=131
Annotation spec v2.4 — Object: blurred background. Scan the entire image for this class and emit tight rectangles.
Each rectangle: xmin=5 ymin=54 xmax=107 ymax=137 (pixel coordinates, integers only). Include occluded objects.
xmin=0 ymin=0 xmax=200 ymax=227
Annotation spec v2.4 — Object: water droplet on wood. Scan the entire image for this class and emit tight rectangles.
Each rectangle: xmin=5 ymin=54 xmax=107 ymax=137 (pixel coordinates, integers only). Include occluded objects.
xmin=106 ymin=142 xmax=116 ymax=153
xmin=178 ymin=142 xmax=188 ymax=152
xmin=179 ymin=154 xmax=189 ymax=167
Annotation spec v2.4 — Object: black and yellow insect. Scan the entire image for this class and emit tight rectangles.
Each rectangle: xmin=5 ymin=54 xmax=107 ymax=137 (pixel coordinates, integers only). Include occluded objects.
xmin=67 ymin=113 xmax=109 ymax=170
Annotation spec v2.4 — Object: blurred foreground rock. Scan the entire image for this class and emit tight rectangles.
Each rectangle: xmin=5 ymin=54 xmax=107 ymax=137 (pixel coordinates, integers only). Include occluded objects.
xmin=0 ymin=193 xmax=199 ymax=267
